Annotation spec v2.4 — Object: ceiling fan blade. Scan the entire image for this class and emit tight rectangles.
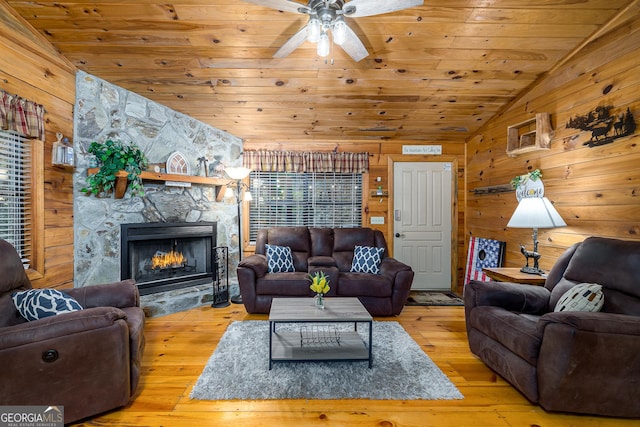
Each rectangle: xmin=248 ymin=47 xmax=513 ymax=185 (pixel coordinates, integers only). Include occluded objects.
xmin=338 ymin=24 xmax=368 ymax=62
xmin=242 ymin=0 xmax=307 ymax=14
xmin=343 ymin=0 xmax=424 ymax=18
xmin=273 ymin=25 xmax=309 ymax=58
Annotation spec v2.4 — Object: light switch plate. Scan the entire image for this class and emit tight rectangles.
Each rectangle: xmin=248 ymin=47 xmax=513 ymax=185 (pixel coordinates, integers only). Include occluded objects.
xmin=370 ymin=216 xmax=385 ymax=225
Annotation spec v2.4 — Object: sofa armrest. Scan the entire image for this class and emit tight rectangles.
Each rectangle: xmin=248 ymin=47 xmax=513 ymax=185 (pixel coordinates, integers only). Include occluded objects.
xmin=238 ymin=254 xmax=268 ymax=277
xmin=379 ymin=257 xmax=411 ymax=281
xmin=309 ymin=256 xmax=336 ymax=268
xmin=66 ymin=279 xmax=140 ymax=309
xmin=537 ymin=311 xmax=640 ymax=336
xmin=464 ymin=280 xmax=550 ymax=314
xmin=0 ymin=306 xmax=127 ymax=349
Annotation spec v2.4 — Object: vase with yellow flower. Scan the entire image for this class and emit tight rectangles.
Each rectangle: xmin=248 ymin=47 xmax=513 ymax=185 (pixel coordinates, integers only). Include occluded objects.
xmin=309 ymin=271 xmax=330 ymax=309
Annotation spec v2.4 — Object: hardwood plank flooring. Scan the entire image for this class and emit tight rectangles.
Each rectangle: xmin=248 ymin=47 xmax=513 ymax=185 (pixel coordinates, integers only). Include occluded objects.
xmin=71 ymin=305 xmax=636 ymax=426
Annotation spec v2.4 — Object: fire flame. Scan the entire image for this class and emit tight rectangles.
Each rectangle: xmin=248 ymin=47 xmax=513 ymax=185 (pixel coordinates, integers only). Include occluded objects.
xmin=152 ymin=250 xmax=185 ymax=269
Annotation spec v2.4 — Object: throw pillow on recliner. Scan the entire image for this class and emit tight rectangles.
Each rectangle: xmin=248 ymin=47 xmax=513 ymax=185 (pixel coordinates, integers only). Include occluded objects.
xmin=266 ymin=244 xmax=295 ymax=273
xmin=12 ymin=289 xmax=83 ymax=321
xmin=351 ymin=245 xmax=385 ymax=274
xmin=554 ymin=282 xmax=604 ymax=312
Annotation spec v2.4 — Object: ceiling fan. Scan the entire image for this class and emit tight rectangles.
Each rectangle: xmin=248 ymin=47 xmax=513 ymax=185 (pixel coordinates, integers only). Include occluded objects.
xmin=242 ymin=0 xmax=424 ymax=62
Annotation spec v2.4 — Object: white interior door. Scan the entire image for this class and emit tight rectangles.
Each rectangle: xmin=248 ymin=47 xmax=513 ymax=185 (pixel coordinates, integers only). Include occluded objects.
xmin=393 ymin=162 xmax=452 ymax=290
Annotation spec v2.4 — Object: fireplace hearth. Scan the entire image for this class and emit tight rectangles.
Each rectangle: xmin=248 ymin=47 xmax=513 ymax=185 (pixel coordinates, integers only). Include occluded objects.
xmin=121 ymin=222 xmax=217 ymax=295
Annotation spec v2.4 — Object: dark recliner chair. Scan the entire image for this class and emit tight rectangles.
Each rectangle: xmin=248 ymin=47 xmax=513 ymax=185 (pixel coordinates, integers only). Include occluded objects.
xmin=0 ymin=239 xmax=145 ymax=423
xmin=465 ymin=236 xmax=640 ymax=417
xmin=237 ymin=227 xmax=414 ymax=316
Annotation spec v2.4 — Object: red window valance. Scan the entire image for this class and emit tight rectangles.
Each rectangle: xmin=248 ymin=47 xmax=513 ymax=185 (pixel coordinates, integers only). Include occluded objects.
xmin=0 ymin=89 xmax=45 ymax=140
xmin=243 ymin=150 xmax=369 ymax=173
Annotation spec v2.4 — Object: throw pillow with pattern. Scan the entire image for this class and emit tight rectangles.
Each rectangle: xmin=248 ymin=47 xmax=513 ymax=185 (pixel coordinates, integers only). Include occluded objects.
xmin=12 ymin=289 xmax=83 ymax=321
xmin=350 ymin=245 xmax=385 ymax=274
xmin=554 ymin=282 xmax=604 ymax=312
xmin=266 ymin=244 xmax=295 ymax=273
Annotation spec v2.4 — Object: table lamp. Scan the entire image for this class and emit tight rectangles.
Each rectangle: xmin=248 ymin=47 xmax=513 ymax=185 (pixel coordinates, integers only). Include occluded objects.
xmin=507 ymin=197 xmax=566 ymax=275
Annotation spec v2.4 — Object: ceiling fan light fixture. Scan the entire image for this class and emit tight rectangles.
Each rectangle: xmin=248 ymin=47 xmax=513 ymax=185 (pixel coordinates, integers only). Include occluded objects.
xmin=317 ymin=31 xmax=330 ymax=57
xmin=332 ymin=18 xmax=347 ymax=45
xmin=307 ymin=17 xmax=320 ymax=42
xmin=245 ymin=0 xmax=424 ymax=62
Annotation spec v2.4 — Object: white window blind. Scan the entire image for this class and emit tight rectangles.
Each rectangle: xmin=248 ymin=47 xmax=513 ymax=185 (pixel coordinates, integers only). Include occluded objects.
xmin=0 ymin=130 xmax=32 ymax=266
xmin=249 ymin=172 xmax=362 ymax=242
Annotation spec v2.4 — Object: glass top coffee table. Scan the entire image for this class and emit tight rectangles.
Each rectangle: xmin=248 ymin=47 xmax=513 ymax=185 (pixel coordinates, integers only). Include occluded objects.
xmin=268 ymin=297 xmax=373 ymax=370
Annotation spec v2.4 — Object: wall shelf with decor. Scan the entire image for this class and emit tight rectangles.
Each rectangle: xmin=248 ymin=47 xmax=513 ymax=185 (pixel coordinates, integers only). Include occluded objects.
xmin=506 ymin=113 xmax=553 ymax=157
xmin=87 ymin=168 xmax=228 ymax=200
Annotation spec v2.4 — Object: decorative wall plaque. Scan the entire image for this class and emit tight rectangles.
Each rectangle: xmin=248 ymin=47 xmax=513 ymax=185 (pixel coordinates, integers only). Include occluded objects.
xmin=565 ymin=105 xmax=636 ymax=147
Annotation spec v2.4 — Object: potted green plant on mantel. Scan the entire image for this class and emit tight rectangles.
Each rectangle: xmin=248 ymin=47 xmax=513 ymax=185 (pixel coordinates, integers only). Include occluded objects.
xmin=82 ymin=140 xmax=148 ymax=197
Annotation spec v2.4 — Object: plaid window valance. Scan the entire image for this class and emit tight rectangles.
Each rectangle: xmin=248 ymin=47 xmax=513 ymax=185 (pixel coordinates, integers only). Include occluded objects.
xmin=0 ymin=89 xmax=45 ymax=140
xmin=243 ymin=150 xmax=369 ymax=173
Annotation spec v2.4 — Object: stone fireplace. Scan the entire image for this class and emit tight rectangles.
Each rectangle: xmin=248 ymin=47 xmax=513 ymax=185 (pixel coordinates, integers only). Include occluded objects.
xmin=73 ymin=71 xmax=243 ymax=317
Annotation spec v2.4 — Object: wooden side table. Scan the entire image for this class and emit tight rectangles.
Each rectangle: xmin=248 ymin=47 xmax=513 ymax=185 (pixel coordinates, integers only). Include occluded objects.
xmin=482 ymin=267 xmax=546 ymax=286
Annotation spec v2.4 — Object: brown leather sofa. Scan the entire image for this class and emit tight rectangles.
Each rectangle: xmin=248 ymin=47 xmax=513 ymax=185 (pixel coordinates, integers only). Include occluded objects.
xmin=0 ymin=239 xmax=145 ymax=424
xmin=237 ymin=227 xmax=414 ymax=316
xmin=465 ymin=236 xmax=640 ymax=417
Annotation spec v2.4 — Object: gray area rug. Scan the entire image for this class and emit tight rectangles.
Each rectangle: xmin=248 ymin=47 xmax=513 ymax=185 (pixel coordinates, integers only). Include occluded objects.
xmin=405 ymin=291 xmax=464 ymax=306
xmin=190 ymin=320 xmax=463 ymax=401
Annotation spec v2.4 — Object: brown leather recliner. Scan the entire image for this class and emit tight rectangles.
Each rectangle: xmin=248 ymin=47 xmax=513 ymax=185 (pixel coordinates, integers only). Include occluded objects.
xmin=237 ymin=227 xmax=414 ymax=316
xmin=464 ymin=236 xmax=640 ymax=417
xmin=0 ymin=239 xmax=145 ymax=424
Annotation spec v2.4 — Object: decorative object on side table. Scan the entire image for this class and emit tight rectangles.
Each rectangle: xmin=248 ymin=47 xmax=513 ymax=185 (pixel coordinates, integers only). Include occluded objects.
xmin=507 ymin=170 xmax=566 ymax=275
xmin=309 ymin=271 xmax=330 ymax=309
xmin=82 ymin=140 xmax=148 ymax=197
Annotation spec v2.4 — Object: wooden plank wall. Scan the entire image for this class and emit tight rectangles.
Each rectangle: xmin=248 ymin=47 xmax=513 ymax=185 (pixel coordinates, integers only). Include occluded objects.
xmin=0 ymin=0 xmax=76 ymax=288
xmin=242 ymin=139 xmax=467 ymax=291
xmin=465 ymin=19 xmax=640 ymax=277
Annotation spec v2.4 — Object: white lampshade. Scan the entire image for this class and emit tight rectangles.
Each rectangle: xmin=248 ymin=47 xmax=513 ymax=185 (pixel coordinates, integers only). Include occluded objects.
xmin=223 ymin=186 xmax=235 ymax=201
xmin=317 ymin=31 xmax=330 ymax=57
xmin=332 ymin=18 xmax=347 ymax=45
xmin=507 ymin=197 xmax=567 ymax=229
xmin=307 ymin=17 xmax=320 ymax=42
xmin=225 ymin=166 xmax=252 ymax=180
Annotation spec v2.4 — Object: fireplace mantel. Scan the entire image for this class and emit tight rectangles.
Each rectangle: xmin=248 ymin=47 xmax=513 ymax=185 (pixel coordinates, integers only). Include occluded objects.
xmin=87 ymin=168 xmax=229 ymax=200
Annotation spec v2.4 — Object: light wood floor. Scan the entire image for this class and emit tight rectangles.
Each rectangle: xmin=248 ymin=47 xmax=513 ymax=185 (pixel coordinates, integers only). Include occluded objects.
xmin=72 ymin=304 xmax=636 ymax=426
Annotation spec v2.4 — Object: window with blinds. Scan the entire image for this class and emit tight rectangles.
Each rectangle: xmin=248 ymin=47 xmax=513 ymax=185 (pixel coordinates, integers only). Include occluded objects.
xmin=248 ymin=172 xmax=363 ymax=243
xmin=0 ymin=130 xmax=32 ymax=267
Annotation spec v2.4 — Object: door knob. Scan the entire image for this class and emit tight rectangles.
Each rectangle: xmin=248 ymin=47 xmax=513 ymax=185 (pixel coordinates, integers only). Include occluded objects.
xmin=395 ymin=233 xmax=405 ymax=238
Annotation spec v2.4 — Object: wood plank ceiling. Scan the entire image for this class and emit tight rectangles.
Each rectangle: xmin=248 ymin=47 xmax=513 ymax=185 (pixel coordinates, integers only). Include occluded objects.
xmin=7 ymin=0 xmax=637 ymax=144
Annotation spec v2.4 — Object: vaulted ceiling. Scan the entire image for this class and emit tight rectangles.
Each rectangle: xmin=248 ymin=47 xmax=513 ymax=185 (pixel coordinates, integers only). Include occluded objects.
xmin=8 ymin=0 xmax=638 ymax=144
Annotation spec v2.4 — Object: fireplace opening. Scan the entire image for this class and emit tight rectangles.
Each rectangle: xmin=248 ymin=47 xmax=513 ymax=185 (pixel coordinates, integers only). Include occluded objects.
xmin=121 ymin=222 xmax=217 ymax=295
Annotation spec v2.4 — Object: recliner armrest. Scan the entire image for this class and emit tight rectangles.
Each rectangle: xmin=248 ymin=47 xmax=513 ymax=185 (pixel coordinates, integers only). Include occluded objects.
xmin=238 ymin=254 xmax=268 ymax=277
xmin=465 ymin=280 xmax=550 ymax=314
xmin=66 ymin=279 xmax=140 ymax=309
xmin=537 ymin=311 xmax=640 ymax=336
xmin=0 ymin=306 xmax=128 ymax=349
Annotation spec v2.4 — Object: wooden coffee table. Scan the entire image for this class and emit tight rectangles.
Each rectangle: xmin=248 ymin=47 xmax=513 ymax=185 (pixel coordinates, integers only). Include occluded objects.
xmin=268 ymin=297 xmax=373 ymax=370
